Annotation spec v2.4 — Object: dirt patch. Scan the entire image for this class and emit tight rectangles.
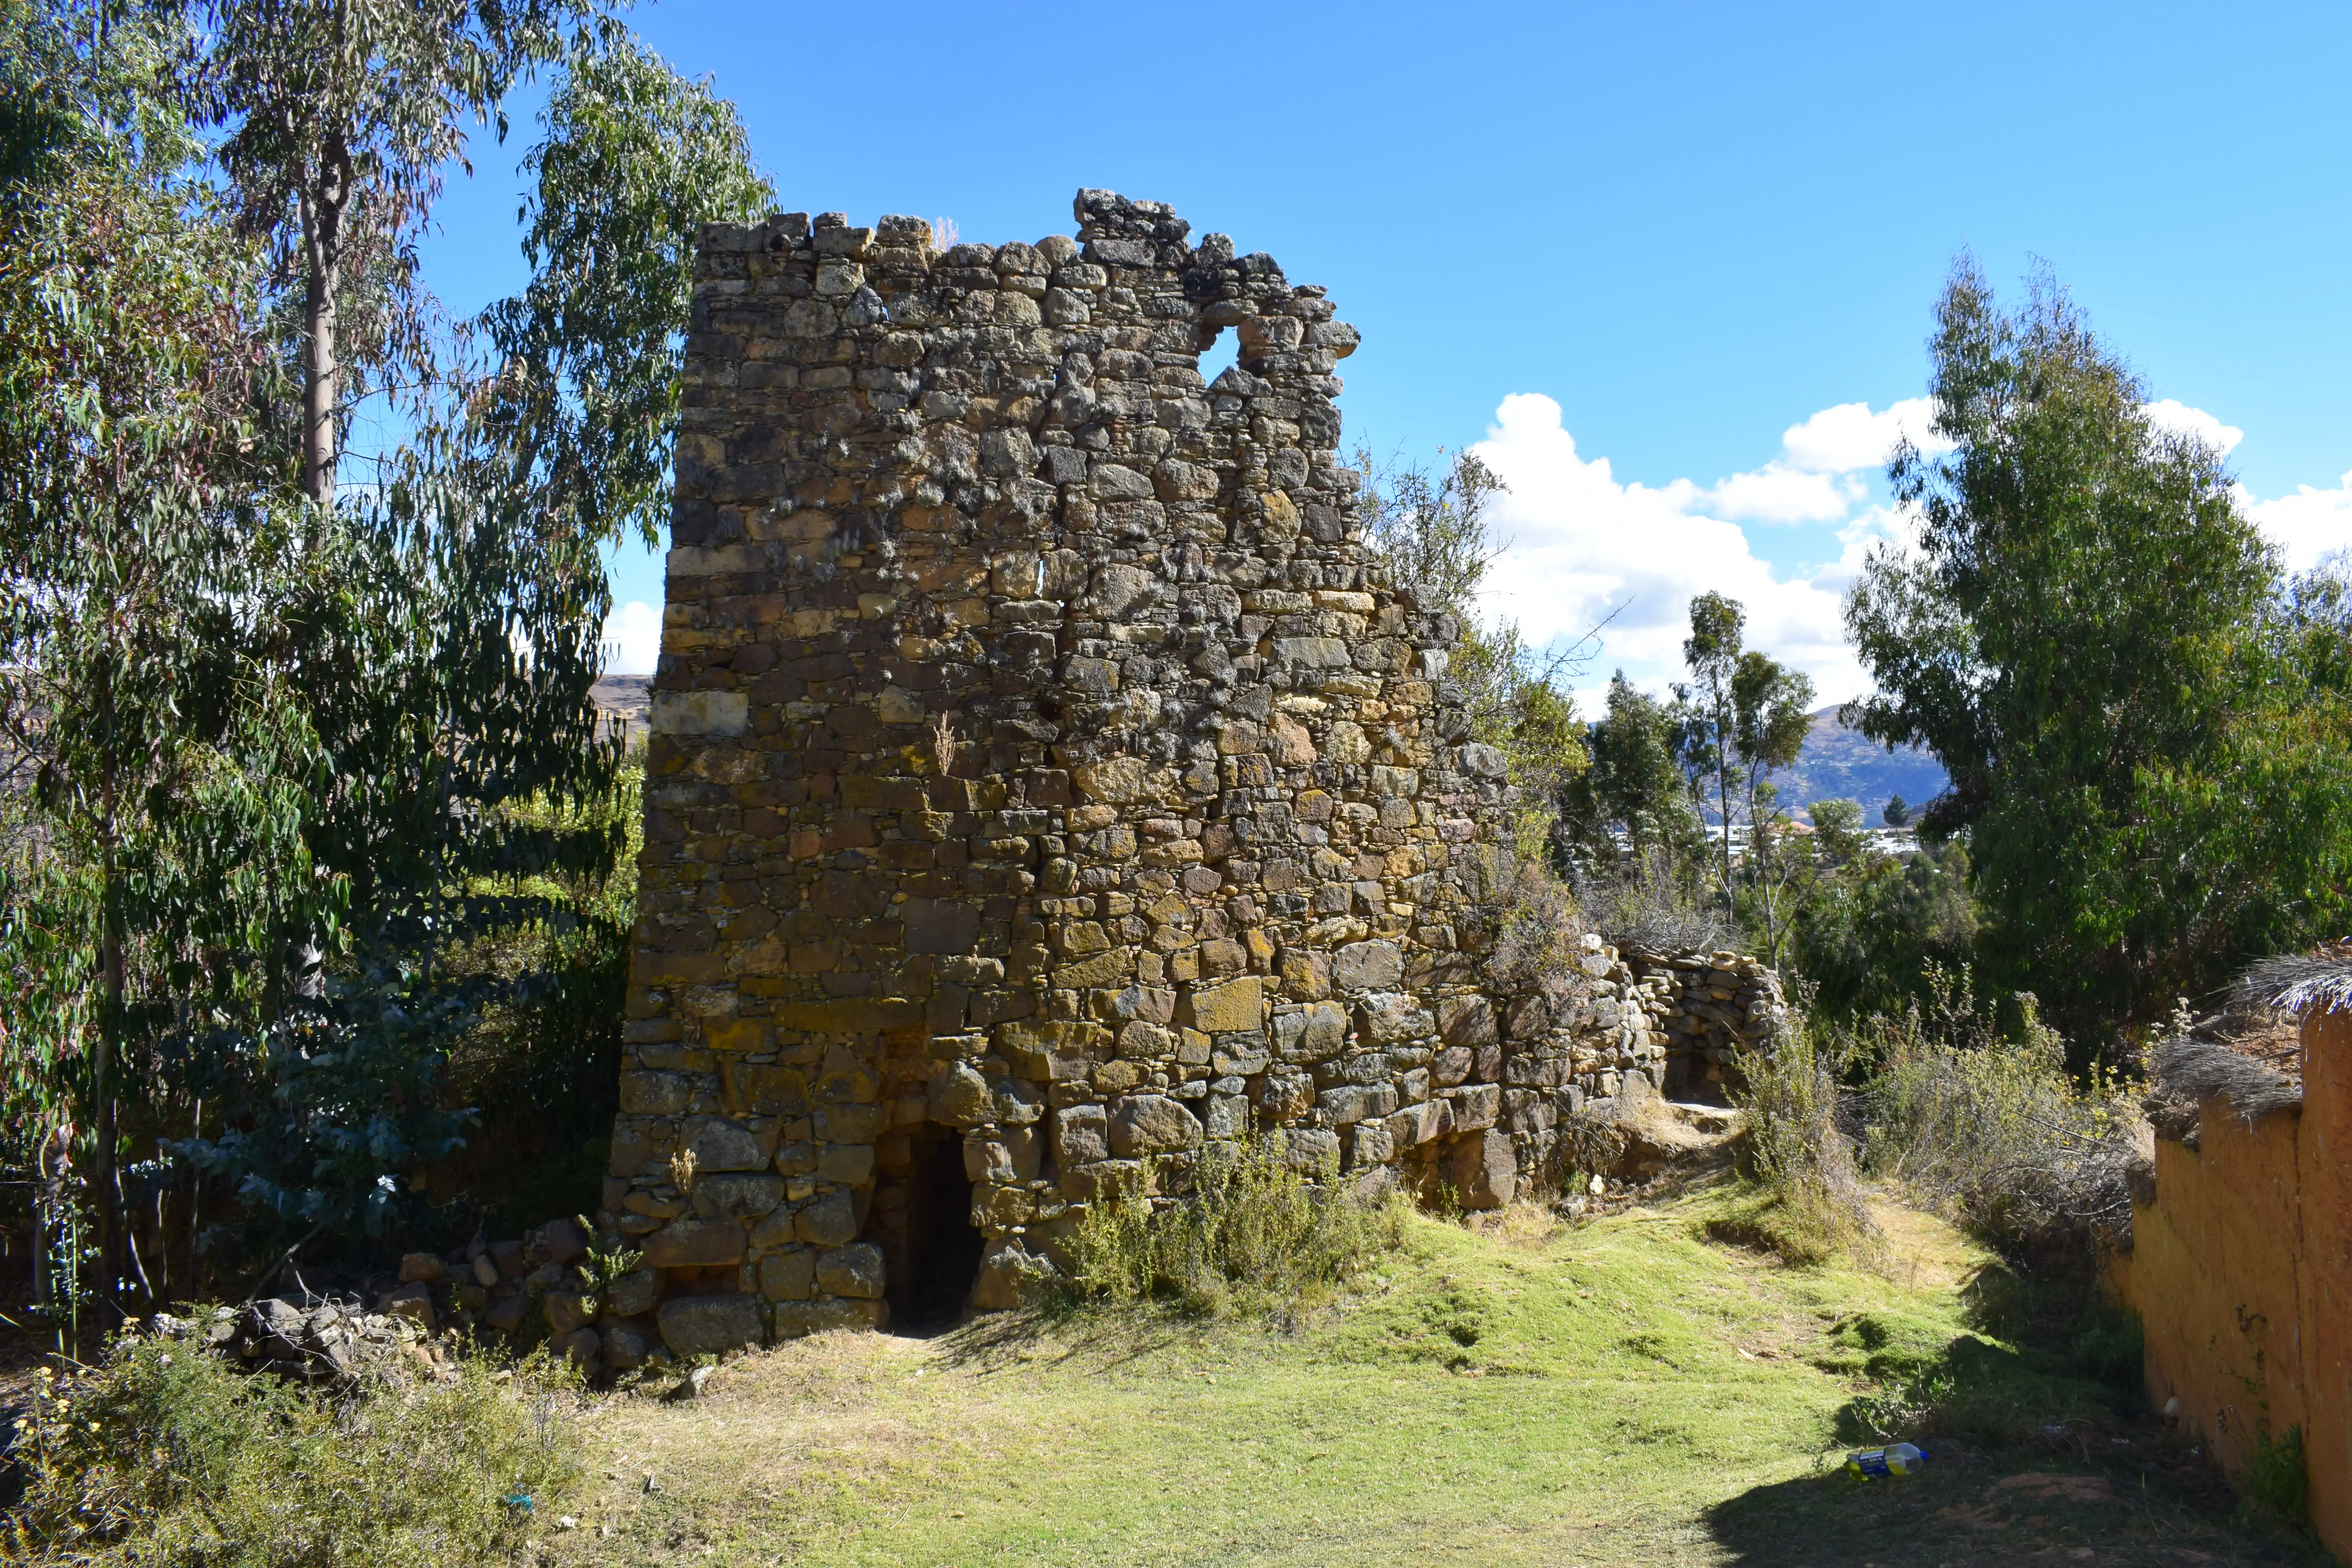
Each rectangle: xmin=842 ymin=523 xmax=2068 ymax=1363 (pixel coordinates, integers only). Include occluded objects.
xmin=1989 ymin=1471 xmax=2123 ymax=1503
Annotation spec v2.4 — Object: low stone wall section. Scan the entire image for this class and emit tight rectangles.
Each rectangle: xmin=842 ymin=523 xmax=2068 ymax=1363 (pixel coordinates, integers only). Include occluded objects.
xmin=1622 ymin=949 xmax=1786 ymax=1099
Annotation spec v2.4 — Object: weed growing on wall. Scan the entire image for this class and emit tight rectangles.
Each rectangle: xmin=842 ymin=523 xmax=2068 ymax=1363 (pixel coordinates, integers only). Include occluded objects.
xmin=2241 ymin=1424 xmax=2312 ymax=1528
xmin=1065 ymin=1136 xmax=1403 ymax=1318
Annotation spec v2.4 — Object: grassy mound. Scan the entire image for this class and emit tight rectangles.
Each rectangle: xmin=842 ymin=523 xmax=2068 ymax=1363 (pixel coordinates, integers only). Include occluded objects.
xmin=533 ymin=1187 xmax=2319 ymax=1567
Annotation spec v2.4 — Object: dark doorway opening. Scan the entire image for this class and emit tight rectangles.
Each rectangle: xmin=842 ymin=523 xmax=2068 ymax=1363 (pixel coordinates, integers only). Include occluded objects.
xmin=873 ymin=1124 xmax=984 ymax=1330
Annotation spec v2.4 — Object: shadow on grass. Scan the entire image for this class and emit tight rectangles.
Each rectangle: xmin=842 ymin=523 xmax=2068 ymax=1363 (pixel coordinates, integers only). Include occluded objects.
xmin=1702 ymin=1442 xmax=2325 ymax=1568
xmin=1704 ymin=1262 xmax=2325 ymax=1568
xmin=1685 ymin=1217 xmax=2336 ymax=1566
xmin=921 ymin=1305 xmax=1188 ymax=1377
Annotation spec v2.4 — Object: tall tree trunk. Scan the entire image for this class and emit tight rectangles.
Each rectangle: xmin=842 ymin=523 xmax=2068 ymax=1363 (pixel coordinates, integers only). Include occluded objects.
xmin=1714 ymin=703 xmax=1737 ymax=918
xmin=297 ymin=137 xmax=352 ymax=508
xmin=1746 ymin=764 xmax=1777 ymax=966
xmin=91 ymin=651 xmax=122 ymax=1326
xmin=95 ymin=846 xmax=122 ymax=1323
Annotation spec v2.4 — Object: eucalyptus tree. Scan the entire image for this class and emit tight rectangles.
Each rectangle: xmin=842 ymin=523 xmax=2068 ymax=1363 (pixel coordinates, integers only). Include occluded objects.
xmin=1561 ymin=673 xmax=1696 ymax=867
xmin=1359 ymin=447 xmax=1595 ymax=860
xmin=1846 ymin=262 xmax=2352 ymax=1045
xmin=1730 ymin=650 xmax=1814 ymax=966
xmin=176 ymin=29 xmax=778 ymax=1263
xmin=194 ymin=0 xmax=594 ymax=504
xmin=483 ymin=30 xmax=776 ymax=550
xmin=1676 ymin=592 xmax=1745 ymax=913
xmin=3 ymin=0 xmax=780 ymax=1310
xmin=0 ymin=0 xmax=335 ymax=1309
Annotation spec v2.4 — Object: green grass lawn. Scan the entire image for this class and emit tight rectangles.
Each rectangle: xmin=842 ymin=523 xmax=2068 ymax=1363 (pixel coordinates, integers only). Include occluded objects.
xmin=544 ymin=1187 xmax=2321 ymax=1567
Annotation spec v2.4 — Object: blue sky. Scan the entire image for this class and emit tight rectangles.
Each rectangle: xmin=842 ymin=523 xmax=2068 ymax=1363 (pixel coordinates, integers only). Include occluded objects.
xmin=421 ymin=0 xmax=2352 ymax=707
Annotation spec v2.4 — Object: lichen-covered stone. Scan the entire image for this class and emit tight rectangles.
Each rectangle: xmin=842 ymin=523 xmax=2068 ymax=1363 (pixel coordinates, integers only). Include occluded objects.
xmin=814 ymin=1243 xmax=886 ymax=1299
xmin=657 ymin=1293 xmax=764 ymax=1357
xmin=971 ymin=1239 xmax=1058 ymax=1310
xmin=603 ymin=1270 xmax=661 ymax=1319
xmin=1108 ymin=1094 xmax=1205 ymax=1156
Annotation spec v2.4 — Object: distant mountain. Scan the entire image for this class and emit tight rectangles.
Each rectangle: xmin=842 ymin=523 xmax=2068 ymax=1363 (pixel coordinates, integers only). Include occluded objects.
xmin=592 ymin=674 xmax=652 ymax=744
xmin=1777 ymin=704 xmax=1948 ymax=825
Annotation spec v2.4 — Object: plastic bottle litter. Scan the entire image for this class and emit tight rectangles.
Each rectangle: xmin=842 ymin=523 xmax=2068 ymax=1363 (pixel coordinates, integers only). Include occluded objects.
xmin=1844 ymin=1442 xmax=1929 ymax=1477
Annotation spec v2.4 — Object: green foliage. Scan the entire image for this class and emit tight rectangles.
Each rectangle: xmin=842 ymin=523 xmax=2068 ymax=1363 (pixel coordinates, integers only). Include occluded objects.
xmin=1678 ymin=590 xmax=1746 ymax=901
xmin=1725 ymin=1022 xmax=1880 ymax=1266
xmin=1847 ymin=261 xmax=2352 ymax=1048
xmin=1565 ymin=593 xmax=1818 ymax=960
xmin=1562 ymin=674 xmax=1696 ymax=864
xmin=0 ymin=0 xmax=757 ymax=1309
xmin=1854 ymin=966 xmax=2142 ymax=1251
xmin=2242 ymin=1423 xmax=2311 ymax=1526
xmin=1789 ymin=831 xmax=1979 ymax=1021
xmin=1558 ymin=673 xmax=1726 ymax=949
xmin=1727 ymin=651 xmax=1815 ymax=965
xmin=482 ymin=30 xmax=777 ymax=550
xmin=1450 ymin=620 xmax=1589 ymax=861
xmin=194 ymin=0 xmax=604 ymax=501
xmin=0 ymin=0 xmax=339 ymax=1307
xmin=1355 ymin=445 xmax=1503 ymax=623
xmin=172 ymin=959 xmax=480 ymax=1249
xmin=428 ymin=757 xmax=642 ymax=1230
xmin=1359 ymin=448 xmax=1589 ymax=861
xmin=1065 ymin=1136 xmax=1402 ymax=1318
xmin=1671 ymin=593 xmax=1816 ymax=957
xmin=4 ymin=1332 xmax=582 ymax=1565
xmin=575 ymin=1241 xmax=643 ymax=1299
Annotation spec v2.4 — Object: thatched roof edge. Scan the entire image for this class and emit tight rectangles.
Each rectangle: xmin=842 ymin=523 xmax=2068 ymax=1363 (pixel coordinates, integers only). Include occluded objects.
xmin=2233 ymin=949 xmax=2352 ymax=1019
xmin=2149 ymin=1035 xmax=2303 ymax=1128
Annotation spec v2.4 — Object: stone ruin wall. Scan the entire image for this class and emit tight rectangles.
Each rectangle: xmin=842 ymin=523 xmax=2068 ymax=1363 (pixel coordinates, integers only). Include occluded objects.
xmin=1625 ymin=951 xmax=1787 ymax=1100
xmin=599 ymin=191 xmax=1713 ymax=1354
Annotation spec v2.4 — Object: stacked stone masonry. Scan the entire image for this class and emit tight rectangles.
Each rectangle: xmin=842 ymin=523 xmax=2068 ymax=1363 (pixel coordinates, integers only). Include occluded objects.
xmin=601 ymin=191 xmax=1693 ymax=1354
xmin=1623 ymin=951 xmax=1787 ymax=1101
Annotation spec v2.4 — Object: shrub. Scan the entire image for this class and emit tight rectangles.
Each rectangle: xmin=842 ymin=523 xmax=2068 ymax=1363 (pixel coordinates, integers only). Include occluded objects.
xmin=1065 ymin=1136 xmax=1402 ymax=1318
xmin=2241 ymin=1423 xmax=2310 ymax=1526
xmin=1855 ymin=966 xmax=2142 ymax=1251
xmin=3 ymin=1329 xmax=582 ymax=1565
xmin=1727 ymin=1016 xmax=1880 ymax=1265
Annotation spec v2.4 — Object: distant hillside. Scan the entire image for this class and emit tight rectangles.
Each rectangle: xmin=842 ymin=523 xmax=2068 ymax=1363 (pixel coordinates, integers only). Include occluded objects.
xmin=1777 ymin=704 xmax=1948 ymax=825
xmin=592 ymin=674 xmax=652 ymax=744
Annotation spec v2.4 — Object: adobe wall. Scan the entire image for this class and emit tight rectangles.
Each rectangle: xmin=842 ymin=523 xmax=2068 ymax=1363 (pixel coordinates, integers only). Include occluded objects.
xmin=2123 ymin=1006 xmax=2351 ymax=1560
xmin=598 ymin=191 xmax=1671 ymax=1355
xmin=2299 ymin=1007 xmax=2349 ymax=1559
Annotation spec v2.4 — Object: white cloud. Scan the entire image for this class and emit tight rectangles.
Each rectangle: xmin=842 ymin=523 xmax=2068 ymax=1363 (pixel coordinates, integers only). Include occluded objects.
xmin=2135 ymin=398 xmax=2350 ymax=570
xmin=603 ymin=599 xmax=661 ymax=673
xmin=2248 ymin=473 xmax=2352 ymax=573
xmin=1779 ymin=397 xmax=1948 ymax=473
xmin=2142 ymin=398 xmax=2244 ymax=456
xmin=1467 ymin=393 xmax=1877 ymax=714
xmin=1706 ymin=463 xmax=1863 ymax=524
xmin=1461 ymin=388 xmax=2352 ymax=724
xmin=2137 ymin=399 xmax=2352 ymax=570
xmin=1695 ymin=397 xmax=1944 ymax=524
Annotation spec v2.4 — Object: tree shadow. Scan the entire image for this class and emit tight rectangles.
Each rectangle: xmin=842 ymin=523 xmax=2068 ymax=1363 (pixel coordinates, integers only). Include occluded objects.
xmin=1702 ymin=1445 xmax=2321 ymax=1568
xmin=918 ymin=1304 xmax=1185 ymax=1377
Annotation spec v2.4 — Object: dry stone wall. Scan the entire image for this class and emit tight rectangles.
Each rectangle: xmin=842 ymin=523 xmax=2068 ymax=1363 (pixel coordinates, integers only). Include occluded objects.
xmin=1623 ymin=951 xmax=1787 ymax=1101
xmin=603 ymin=191 xmax=1678 ymax=1354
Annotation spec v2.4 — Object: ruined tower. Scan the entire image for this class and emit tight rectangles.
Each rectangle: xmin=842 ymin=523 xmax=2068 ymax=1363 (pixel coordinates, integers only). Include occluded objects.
xmin=601 ymin=192 xmax=1671 ymax=1353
